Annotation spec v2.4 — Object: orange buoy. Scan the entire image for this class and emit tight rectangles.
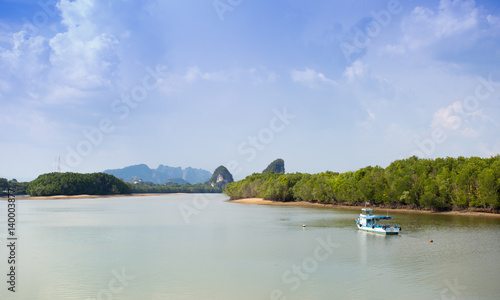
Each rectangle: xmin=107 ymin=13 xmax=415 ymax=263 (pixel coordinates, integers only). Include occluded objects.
xmin=430 ymin=239 xmax=433 ymax=243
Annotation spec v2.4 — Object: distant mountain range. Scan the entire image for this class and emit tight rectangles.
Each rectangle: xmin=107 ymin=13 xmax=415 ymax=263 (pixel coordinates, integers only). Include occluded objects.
xmin=103 ymin=164 xmax=212 ymax=184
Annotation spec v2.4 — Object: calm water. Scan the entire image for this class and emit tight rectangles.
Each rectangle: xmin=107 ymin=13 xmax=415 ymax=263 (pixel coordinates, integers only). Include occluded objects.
xmin=1 ymin=194 xmax=499 ymax=300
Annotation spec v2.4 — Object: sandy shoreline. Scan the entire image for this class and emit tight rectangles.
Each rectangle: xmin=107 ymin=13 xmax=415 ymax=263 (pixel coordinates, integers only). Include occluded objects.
xmin=230 ymin=198 xmax=500 ymax=218
xmin=2 ymin=193 xmax=187 ymax=200
xmin=3 ymin=194 xmax=499 ymax=218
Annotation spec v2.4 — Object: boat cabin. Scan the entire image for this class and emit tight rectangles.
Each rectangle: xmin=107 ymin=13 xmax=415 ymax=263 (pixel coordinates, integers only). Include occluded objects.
xmin=361 ymin=208 xmax=373 ymax=216
xmin=358 ymin=208 xmax=393 ymax=227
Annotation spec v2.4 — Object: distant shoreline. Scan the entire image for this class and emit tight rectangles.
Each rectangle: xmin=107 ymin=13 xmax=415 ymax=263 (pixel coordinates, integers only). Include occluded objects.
xmin=229 ymin=198 xmax=500 ymax=218
xmin=2 ymin=193 xmax=187 ymax=200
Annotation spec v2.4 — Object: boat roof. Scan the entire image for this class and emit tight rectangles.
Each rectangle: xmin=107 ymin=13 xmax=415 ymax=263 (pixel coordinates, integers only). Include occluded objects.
xmin=360 ymin=215 xmax=394 ymax=220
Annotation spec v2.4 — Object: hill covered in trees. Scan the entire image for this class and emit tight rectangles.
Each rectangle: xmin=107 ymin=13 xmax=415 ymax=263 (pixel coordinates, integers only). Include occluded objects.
xmin=27 ymin=172 xmax=131 ymax=196
xmin=224 ymin=156 xmax=500 ymax=211
xmin=263 ymin=158 xmax=285 ymax=173
xmin=208 ymin=166 xmax=234 ymax=188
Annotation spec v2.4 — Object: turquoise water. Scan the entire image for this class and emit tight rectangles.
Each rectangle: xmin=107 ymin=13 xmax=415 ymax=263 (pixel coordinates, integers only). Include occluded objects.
xmin=0 ymin=194 xmax=499 ymax=299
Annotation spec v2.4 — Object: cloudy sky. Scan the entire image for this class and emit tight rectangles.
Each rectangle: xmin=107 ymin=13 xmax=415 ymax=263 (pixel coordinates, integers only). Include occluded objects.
xmin=1 ymin=0 xmax=500 ymax=181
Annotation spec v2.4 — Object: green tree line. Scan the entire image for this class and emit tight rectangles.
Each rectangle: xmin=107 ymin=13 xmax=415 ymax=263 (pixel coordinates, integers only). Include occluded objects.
xmin=224 ymin=156 xmax=500 ymax=211
xmin=27 ymin=172 xmax=131 ymax=196
xmin=128 ymin=182 xmax=222 ymax=194
xmin=0 ymin=178 xmax=29 ymax=195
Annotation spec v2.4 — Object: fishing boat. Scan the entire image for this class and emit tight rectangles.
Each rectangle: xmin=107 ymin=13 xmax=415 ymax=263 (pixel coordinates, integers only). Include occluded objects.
xmin=355 ymin=208 xmax=401 ymax=235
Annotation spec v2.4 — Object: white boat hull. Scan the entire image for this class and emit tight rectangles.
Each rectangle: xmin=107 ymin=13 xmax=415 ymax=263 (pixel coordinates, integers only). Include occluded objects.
xmin=355 ymin=208 xmax=401 ymax=235
xmin=357 ymin=224 xmax=400 ymax=235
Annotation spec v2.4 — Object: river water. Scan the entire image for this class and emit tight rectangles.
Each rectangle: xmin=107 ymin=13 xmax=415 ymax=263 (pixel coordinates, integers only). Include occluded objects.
xmin=0 ymin=194 xmax=499 ymax=299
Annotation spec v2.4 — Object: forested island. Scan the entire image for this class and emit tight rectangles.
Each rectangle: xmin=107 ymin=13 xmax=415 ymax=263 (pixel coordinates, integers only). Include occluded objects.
xmin=23 ymin=172 xmax=223 ymax=196
xmin=27 ymin=172 xmax=132 ymax=196
xmin=225 ymin=156 xmax=500 ymax=212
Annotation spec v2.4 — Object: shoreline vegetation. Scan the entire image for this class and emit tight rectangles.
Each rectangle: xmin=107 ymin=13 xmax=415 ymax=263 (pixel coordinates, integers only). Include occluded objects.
xmin=229 ymin=198 xmax=500 ymax=218
xmin=4 ymin=192 xmax=499 ymax=218
xmin=225 ymin=156 xmax=500 ymax=215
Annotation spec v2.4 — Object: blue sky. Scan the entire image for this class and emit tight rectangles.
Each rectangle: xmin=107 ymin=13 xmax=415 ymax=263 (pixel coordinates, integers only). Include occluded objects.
xmin=1 ymin=0 xmax=500 ymax=181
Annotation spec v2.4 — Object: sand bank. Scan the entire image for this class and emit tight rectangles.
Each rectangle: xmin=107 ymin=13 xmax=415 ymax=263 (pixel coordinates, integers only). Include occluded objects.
xmin=4 ymin=193 xmax=186 ymax=200
xmin=230 ymin=198 xmax=500 ymax=218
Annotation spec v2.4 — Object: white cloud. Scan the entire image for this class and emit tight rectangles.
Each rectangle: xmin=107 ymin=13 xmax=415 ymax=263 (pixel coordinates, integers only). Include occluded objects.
xmin=433 ymin=0 xmax=478 ymax=37
xmin=486 ymin=14 xmax=500 ymax=26
xmin=343 ymin=60 xmax=367 ymax=82
xmin=0 ymin=31 xmax=49 ymax=80
xmin=290 ymin=68 xmax=337 ymax=88
xmin=431 ymin=101 xmax=464 ymax=130
xmin=430 ymin=100 xmax=491 ymax=139
xmin=201 ymin=70 xmax=233 ymax=82
xmin=43 ymin=85 xmax=88 ymax=105
xmin=49 ymin=0 xmax=120 ymax=90
xmin=58 ymin=0 xmax=95 ymax=29
xmin=0 ymin=0 xmax=121 ymax=105
xmin=397 ymin=0 xmax=479 ymax=52
xmin=184 ymin=67 xmax=203 ymax=83
xmin=159 ymin=66 xmax=277 ymax=96
xmin=183 ymin=66 xmax=277 ymax=85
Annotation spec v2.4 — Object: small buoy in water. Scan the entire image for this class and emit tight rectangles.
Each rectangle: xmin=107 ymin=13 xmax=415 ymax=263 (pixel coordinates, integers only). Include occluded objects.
xmin=302 ymin=224 xmax=306 ymax=227
xmin=430 ymin=239 xmax=433 ymax=243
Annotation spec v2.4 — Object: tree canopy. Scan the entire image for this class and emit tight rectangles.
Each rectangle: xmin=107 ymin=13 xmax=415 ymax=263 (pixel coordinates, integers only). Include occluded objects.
xmin=225 ymin=156 xmax=500 ymax=211
xmin=0 ymin=178 xmax=29 ymax=195
xmin=127 ymin=182 xmax=222 ymax=194
xmin=27 ymin=172 xmax=131 ymax=196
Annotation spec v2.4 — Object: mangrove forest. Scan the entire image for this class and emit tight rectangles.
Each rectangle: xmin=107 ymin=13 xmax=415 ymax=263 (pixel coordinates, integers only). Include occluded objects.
xmin=224 ymin=156 xmax=500 ymax=211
